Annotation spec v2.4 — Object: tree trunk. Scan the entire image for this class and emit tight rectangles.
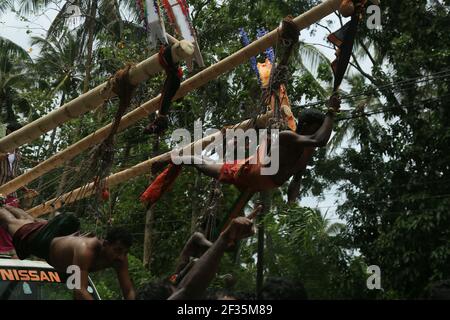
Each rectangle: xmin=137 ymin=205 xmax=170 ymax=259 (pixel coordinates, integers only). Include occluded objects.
xmin=143 ymin=203 xmax=156 ymax=269
xmin=190 ymin=172 xmax=201 ymax=233
xmin=56 ymin=0 xmax=97 ymax=199
xmin=256 ymin=191 xmax=271 ymax=299
xmin=83 ymin=0 xmax=98 ymax=93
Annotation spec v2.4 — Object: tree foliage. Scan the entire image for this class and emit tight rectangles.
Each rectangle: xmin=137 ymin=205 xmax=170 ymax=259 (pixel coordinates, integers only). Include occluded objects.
xmin=0 ymin=0 xmax=448 ymax=299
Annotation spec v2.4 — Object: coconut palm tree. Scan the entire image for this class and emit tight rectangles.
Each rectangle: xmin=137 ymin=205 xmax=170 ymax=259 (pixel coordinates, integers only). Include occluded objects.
xmin=0 ymin=0 xmax=12 ymax=14
xmin=31 ymin=30 xmax=84 ymax=99
xmin=0 ymin=37 xmax=33 ymax=123
xmin=16 ymin=0 xmax=137 ymax=92
xmin=291 ymin=207 xmax=345 ymax=254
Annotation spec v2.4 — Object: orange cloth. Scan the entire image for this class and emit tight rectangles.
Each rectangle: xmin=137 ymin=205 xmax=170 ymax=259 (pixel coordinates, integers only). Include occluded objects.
xmin=219 ymin=162 xmax=279 ymax=192
xmin=140 ymin=164 xmax=183 ymax=205
xmin=218 ymin=142 xmax=280 ymax=192
xmin=257 ymin=58 xmax=273 ymax=88
xmin=270 ymin=84 xmax=297 ymax=132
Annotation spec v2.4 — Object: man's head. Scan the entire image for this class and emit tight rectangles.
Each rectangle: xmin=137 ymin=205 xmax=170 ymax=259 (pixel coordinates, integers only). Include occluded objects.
xmin=137 ymin=279 xmax=176 ymax=300
xmin=260 ymin=277 xmax=308 ymax=300
xmin=101 ymin=227 xmax=133 ymax=265
xmin=296 ymin=108 xmax=325 ymax=135
xmin=426 ymin=280 xmax=450 ymax=299
xmin=6 ymin=122 xmax=22 ymax=135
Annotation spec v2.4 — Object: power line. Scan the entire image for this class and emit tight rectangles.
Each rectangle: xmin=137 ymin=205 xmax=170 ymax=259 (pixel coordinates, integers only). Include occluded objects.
xmin=313 ymin=192 xmax=450 ymax=210
xmin=292 ymin=69 xmax=450 ymax=110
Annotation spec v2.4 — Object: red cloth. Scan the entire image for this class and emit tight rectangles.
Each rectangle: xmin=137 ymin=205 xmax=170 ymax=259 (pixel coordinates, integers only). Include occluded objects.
xmin=140 ymin=164 xmax=183 ymax=205
xmin=5 ymin=195 xmax=19 ymax=207
xmin=0 ymin=197 xmax=20 ymax=253
xmin=218 ymin=161 xmax=280 ymax=192
xmin=12 ymin=221 xmax=47 ymax=260
xmin=0 ymin=226 xmax=14 ymax=253
xmin=219 ymin=162 xmax=242 ymax=185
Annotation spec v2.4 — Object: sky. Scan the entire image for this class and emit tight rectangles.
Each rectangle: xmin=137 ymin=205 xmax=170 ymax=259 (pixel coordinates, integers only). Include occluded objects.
xmin=0 ymin=2 xmax=60 ymax=59
xmin=0 ymin=1 xmax=364 ymax=224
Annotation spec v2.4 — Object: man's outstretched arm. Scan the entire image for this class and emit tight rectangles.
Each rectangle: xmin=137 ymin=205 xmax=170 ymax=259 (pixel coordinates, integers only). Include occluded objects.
xmin=292 ymin=95 xmax=341 ymax=147
xmin=168 ymin=207 xmax=261 ymax=300
xmin=174 ymin=232 xmax=212 ymax=275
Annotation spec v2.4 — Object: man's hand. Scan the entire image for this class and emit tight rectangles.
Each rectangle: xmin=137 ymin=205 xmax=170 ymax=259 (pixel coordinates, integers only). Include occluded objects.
xmin=222 ymin=216 xmax=256 ymax=247
xmin=22 ymin=188 xmax=39 ymax=198
xmin=247 ymin=204 xmax=264 ymax=220
xmin=329 ymin=95 xmax=341 ymax=112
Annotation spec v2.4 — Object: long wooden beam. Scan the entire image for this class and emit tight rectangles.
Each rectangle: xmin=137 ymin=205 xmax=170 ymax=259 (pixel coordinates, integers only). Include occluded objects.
xmin=0 ymin=40 xmax=194 ymax=154
xmin=1 ymin=0 xmax=342 ymax=197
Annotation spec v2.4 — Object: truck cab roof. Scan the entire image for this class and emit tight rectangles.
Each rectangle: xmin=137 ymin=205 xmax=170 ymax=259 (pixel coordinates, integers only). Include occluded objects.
xmin=0 ymin=255 xmax=101 ymax=300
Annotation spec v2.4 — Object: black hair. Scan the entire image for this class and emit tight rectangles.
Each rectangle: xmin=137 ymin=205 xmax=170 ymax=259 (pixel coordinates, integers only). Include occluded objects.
xmin=296 ymin=108 xmax=325 ymax=134
xmin=6 ymin=122 xmax=22 ymax=133
xmin=105 ymin=227 xmax=133 ymax=248
xmin=260 ymin=277 xmax=308 ymax=300
xmin=137 ymin=279 xmax=174 ymax=300
xmin=426 ymin=280 xmax=450 ymax=299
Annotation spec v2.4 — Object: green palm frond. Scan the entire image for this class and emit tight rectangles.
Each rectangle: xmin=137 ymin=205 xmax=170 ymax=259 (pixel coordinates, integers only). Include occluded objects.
xmin=31 ymin=31 xmax=83 ymax=99
xmin=0 ymin=0 xmax=12 ymax=14
xmin=326 ymin=222 xmax=346 ymax=236
xmin=299 ymin=43 xmax=332 ymax=81
xmin=16 ymin=0 xmax=53 ymax=15
xmin=98 ymin=0 xmax=123 ymax=40
xmin=0 ymin=36 xmax=32 ymax=63
xmin=46 ymin=1 xmax=76 ymax=39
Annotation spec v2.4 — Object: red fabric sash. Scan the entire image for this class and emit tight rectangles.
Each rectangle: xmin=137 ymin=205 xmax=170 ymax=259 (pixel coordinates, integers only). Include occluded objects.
xmin=140 ymin=164 xmax=183 ymax=205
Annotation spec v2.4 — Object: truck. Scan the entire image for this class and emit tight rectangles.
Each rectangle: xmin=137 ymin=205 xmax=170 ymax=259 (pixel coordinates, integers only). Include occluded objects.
xmin=0 ymin=255 xmax=101 ymax=300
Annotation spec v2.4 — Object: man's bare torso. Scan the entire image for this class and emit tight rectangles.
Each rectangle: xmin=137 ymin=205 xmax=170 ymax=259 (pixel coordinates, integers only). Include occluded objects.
xmin=48 ymin=235 xmax=104 ymax=272
xmin=266 ymin=131 xmax=313 ymax=184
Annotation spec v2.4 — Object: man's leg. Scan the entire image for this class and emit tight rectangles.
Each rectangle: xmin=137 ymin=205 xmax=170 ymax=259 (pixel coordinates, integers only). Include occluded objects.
xmin=4 ymin=206 xmax=35 ymax=221
xmin=0 ymin=208 xmax=30 ymax=235
xmin=176 ymin=155 xmax=222 ymax=180
xmin=175 ymin=232 xmax=212 ymax=274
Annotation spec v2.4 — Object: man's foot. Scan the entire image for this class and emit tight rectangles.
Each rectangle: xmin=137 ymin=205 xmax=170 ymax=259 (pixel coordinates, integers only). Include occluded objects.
xmin=150 ymin=159 xmax=171 ymax=175
xmin=339 ymin=0 xmax=355 ymax=17
xmin=280 ymin=16 xmax=300 ymax=45
xmin=143 ymin=115 xmax=169 ymax=135
xmin=329 ymin=94 xmax=341 ymax=111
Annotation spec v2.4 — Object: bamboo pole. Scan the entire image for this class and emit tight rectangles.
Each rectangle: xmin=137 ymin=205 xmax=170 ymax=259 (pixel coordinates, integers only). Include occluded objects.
xmin=0 ymin=40 xmax=194 ymax=154
xmin=2 ymin=0 xmax=342 ymax=197
xmin=27 ymin=118 xmax=254 ymax=217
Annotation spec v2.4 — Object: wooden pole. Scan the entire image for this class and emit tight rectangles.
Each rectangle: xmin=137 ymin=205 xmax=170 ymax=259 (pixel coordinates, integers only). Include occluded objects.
xmin=2 ymin=0 xmax=342 ymax=196
xmin=27 ymin=118 xmax=250 ymax=217
xmin=0 ymin=40 xmax=194 ymax=154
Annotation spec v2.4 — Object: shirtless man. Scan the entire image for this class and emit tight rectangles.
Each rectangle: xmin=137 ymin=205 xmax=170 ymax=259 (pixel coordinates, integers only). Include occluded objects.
xmin=0 ymin=205 xmax=135 ymax=300
xmin=169 ymin=96 xmax=340 ymax=194
xmin=138 ymin=205 xmax=262 ymax=300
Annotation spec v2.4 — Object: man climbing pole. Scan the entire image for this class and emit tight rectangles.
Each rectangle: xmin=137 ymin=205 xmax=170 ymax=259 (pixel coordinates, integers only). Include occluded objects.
xmin=140 ymin=16 xmax=308 ymax=202
xmin=141 ymin=0 xmax=366 ymax=226
xmin=0 ymin=205 xmax=136 ymax=300
xmin=138 ymin=205 xmax=262 ymax=300
xmin=170 ymin=97 xmax=339 ymax=192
